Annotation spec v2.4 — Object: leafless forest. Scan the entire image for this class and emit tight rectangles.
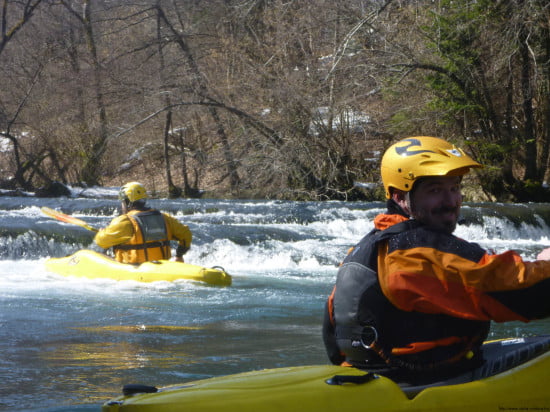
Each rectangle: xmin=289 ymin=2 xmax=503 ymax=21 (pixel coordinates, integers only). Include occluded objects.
xmin=0 ymin=0 xmax=549 ymax=201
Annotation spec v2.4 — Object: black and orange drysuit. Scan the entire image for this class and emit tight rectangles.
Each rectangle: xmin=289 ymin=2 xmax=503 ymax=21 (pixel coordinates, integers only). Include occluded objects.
xmin=95 ymin=208 xmax=192 ymax=264
xmin=323 ymin=200 xmax=550 ymax=378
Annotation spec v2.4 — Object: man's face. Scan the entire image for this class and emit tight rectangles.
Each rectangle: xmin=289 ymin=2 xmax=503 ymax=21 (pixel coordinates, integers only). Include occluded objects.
xmin=409 ymin=176 xmax=462 ymax=233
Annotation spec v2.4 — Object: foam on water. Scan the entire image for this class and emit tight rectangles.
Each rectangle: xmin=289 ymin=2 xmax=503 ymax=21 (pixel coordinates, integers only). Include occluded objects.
xmin=2 ymin=197 xmax=550 ymax=410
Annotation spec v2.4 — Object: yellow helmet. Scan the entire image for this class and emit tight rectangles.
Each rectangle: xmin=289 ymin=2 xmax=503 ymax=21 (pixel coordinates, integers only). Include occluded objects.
xmin=119 ymin=181 xmax=148 ymax=203
xmin=381 ymin=136 xmax=482 ymax=198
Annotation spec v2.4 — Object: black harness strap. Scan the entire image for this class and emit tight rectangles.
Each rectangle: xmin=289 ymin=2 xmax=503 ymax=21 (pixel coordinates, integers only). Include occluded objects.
xmin=114 ymin=240 xmax=171 ymax=251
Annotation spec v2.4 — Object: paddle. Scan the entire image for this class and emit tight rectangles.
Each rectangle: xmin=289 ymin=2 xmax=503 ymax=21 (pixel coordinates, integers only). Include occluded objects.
xmin=41 ymin=206 xmax=99 ymax=232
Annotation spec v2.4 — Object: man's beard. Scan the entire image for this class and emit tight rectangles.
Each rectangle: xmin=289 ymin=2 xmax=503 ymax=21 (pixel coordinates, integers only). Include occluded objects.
xmin=412 ymin=206 xmax=459 ymax=234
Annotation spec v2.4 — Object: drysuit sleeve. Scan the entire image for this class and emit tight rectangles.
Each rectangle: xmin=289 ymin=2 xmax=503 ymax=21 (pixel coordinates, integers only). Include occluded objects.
xmin=378 ymin=241 xmax=550 ymax=323
xmin=94 ymin=215 xmax=134 ymax=249
xmin=163 ymin=213 xmax=192 ymax=255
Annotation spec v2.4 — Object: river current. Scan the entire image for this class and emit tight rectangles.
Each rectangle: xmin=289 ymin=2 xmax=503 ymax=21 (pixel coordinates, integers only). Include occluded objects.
xmin=2 ymin=189 xmax=550 ymax=411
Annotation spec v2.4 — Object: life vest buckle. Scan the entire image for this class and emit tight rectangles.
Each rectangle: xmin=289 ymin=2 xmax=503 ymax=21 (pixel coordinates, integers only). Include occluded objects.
xmin=360 ymin=326 xmax=378 ymax=350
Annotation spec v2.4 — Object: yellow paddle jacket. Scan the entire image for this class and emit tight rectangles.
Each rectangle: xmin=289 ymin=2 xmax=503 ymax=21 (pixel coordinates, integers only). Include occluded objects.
xmin=95 ymin=209 xmax=192 ymax=264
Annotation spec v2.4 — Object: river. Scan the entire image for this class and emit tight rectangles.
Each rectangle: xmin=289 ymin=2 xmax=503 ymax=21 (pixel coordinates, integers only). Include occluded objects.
xmin=2 ymin=191 xmax=550 ymax=411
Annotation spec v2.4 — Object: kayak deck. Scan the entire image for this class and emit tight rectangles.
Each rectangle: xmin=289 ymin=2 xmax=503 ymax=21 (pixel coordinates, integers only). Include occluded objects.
xmin=45 ymin=249 xmax=232 ymax=286
xmin=102 ymin=336 xmax=550 ymax=412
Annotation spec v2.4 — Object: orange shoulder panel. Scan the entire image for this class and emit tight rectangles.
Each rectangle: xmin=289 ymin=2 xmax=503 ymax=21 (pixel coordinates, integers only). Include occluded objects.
xmin=377 ymin=243 xmax=541 ymax=323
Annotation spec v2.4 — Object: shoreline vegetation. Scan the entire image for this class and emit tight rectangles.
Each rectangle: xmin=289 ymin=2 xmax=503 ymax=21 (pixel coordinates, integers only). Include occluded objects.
xmin=0 ymin=1 xmax=549 ymax=202
xmin=0 ymin=176 xmax=527 ymax=205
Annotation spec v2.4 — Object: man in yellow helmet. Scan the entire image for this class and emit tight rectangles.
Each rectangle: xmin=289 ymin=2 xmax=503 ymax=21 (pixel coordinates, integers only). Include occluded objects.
xmin=323 ymin=136 xmax=550 ymax=383
xmin=94 ymin=182 xmax=192 ymax=264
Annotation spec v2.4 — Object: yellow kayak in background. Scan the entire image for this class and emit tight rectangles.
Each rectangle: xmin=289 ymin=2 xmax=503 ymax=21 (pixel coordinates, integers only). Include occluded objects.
xmin=45 ymin=249 xmax=232 ymax=286
xmin=102 ymin=336 xmax=550 ymax=412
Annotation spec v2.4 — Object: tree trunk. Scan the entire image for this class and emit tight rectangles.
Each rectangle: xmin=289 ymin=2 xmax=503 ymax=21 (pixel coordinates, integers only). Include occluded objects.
xmin=156 ymin=4 xmax=241 ymax=192
xmin=519 ymin=23 xmax=537 ymax=181
xmin=540 ymin=18 xmax=550 ymax=183
xmin=156 ymin=8 xmax=179 ymax=198
xmin=64 ymin=0 xmax=108 ymax=186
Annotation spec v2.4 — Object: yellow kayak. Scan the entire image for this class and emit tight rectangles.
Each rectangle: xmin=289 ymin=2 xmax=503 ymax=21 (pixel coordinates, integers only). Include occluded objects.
xmin=45 ymin=249 xmax=232 ymax=286
xmin=103 ymin=335 xmax=550 ymax=411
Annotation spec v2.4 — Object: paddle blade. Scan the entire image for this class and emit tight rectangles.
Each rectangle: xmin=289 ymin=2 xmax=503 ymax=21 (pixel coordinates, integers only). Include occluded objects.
xmin=41 ymin=206 xmax=98 ymax=232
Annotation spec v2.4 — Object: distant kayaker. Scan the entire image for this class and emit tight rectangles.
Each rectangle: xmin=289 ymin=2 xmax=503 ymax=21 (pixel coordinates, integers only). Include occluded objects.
xmin=94 ymin=181 xmax=192 ymax=264
xmin=323 ymin=136 xmax=550 ymax=383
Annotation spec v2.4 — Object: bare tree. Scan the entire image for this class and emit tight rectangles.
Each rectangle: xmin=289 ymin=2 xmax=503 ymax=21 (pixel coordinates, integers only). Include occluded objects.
xmin=155 ymin=2 xmax=241 ymax=193
xmin=60 ymin=0 xmax=108 ymax=186
xmin=0 ymin=0 xmax=41 ymax=54
xmin=155 ymin=5 xmax=180 ymax=197
xmin=1 ymin=0 xmax=547 ymax=202
xmin=0 ymin=0 xmax=46 ymax=189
